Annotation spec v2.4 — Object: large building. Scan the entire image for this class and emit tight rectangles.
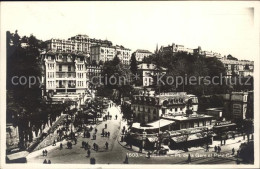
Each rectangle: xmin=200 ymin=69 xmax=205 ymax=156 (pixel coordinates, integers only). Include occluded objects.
xmin=46 ymin=34 xmax=112 ymax=54
xmin=219 ymin=58 xmax=254 ymax=77
xmin=90 ymin=44 xmax=131 ymax=65
xmin=131 ymin=91 xmax=199 ymax=124
xmin=221 ymin=92 xmax=248 ymax=120
xmin=132 ymin=49 xmax=153 ymax=62
xmin=41 ymin=50 xmax=104 ymax=102
xmin=137 ymin=63 xmax=167 ymax=87
xmin=160 ymin=43 xmax=194 ymax=54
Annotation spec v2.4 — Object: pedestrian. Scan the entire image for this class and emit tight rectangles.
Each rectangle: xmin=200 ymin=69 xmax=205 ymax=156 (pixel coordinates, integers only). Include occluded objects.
xmin=93 ymin=143 xmax=96 ymax=150
xmin=60 ymin=143 xmax=63 ymax=150
xmin=187 ymin=154 xmax=191 ymax=163
xmin=214 ymin=145 xmax=217 ymax=152
xmin=82 ymin=141 xmax=85 ymax=148
xmin=237 ymin=150 xmax=240 ymax=157
xmin=95 ymin=128 xmax=97 ymax=133
xmin=139 ymin=144 xmax=142 ymax=153
xmin=83 ymin=131 xmax=86 ymax=138
xmin=43 ymin=159 xmax=47 ymax=164
xmin=105 ymin=124 xmax=107 ymax=129
xmin=48 ymin=160 xmax=51 ymax=164
xmin=42 ymin=150 xmax=45 ymax=156
xmin=90 ymin=126 xmax=93 ymax=131
xmin=108 ymin=132 xmax=110 ymax=138
xmin=53 ymin=140 xmax=56 ymax=146
xmin=124 ymin=155 xmax=128 ymax=164
xmin=86 ymin=142 xmax=89 ymax=149
xmin=121 ymin=136 xmax=124 ymax=142
xmin=74 ymin=138 xmax=77 ymax=145
xmin=205 ymin=145 xmax=209 ymax=152
xmin=87 ymin=149 xmax=91 ymax=157
xmin=105 ymin=142 xmax=109 ymax=149
xmin=96 ymin=144 xmax=99 ymax=152
xmin=146 ymin=151 xmax=151 ymax=158
xmin=232 ymin=148 xmax=235 ymax=155
xmin=90 ymin=157 xmax=96 ymax=164
xmin=45 ymin=150 xmax=48 ymax=156
xmin=115 ymin=115 xmax=118 ymax=120
xmin=217 ymin=146 xmax=221 ymax=153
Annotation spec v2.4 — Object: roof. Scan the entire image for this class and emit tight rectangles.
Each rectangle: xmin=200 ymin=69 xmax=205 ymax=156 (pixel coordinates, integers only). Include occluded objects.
xmin=163 ymin=114 xmax=213 ymax=121
xmin=135 ymin=49 xmax=153 ymax=53
xmin=206 ymin=107 xmax=223 ymax=111
xmin=132 ymin=119 xmax=175 ymax=130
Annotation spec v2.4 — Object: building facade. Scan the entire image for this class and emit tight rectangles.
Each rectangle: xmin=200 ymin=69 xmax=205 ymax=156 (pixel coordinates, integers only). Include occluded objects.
xmin=160 ymin=43 xmax=194 ymax=54
xmin=137 ymin=63 xmax=167 ymax=87
xmin=41 ymin=51 xmax=96 ymax=102
xmin=90 ymin=44 xmax=131 ymax=65
xmin=131 ymin=91 xmax=199 ymax=124
xmin=219 ymin=58 xmax=254 ymax=77
xmin=132 ymin=49 xmax=153 ymax=62
xmin=221 ymin=92 xmax=248 ymax=120
xmin=46 ymin=34 xmax=112 ymax=54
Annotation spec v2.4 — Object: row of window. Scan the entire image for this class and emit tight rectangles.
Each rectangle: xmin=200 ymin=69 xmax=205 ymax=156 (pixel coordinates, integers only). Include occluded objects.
xmin=47 ymin=72 xmax=55 ymax=78
xmin=47 ymin=63 xmax=55 ymax=69
xmin=180 ymin=120 xmax=211 ymax=129
xmin=77 ymin=81 xmax=84 ymax=87
xmin=47 ymin=81 xmax=55 ymax=87
xmin=77 ymin=73 xmax=84 ymax=78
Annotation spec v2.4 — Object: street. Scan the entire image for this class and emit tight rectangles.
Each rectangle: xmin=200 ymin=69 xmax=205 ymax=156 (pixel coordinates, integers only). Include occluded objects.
xmin=27 ymin=103 xmax=244 ymax=165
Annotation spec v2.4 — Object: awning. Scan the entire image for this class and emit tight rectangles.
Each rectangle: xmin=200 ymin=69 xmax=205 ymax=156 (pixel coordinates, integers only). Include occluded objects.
xmin=171 ymin=133 xmax=207 ymax=143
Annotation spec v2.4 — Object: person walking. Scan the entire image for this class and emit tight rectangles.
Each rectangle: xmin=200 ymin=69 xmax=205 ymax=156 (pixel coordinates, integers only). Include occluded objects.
xmin=74 ymin=138 xmax=77 ymax=145
xmin=205 ymin=145 xmax=209 ymax=152
xmin=93 ymin=143 xmax=96 ymax=150
xmin=60 ymin=143 xmax=63 ymax=150
xmin=146 ymin=151 xmax=151 ymax=158
xmin=232 ymin=148 xmax=235 ymax=155
xmin=214 ymin=145 xmax=217 ymax=152
xmin=217 ymin=146 xmax=221 ymax=153
xmin=45 ymin=150 xmax=48 ymax=156
xmin=87 ymin=149 xmax=91 ymax=157
xmin=105 ymin=124 xmax=107 ymax=129
xmin=95 ymin=128 xmax=97 ymax=133
xmin=115 ymin=115 xmax=118 ymax=120
xmin=124 ymin=155 xmax=129 ymax=164
xmin=105 ymin=142 xmax=109 ymax=149
xmin=53 ymin=140 xmax=56 ymax=146
xmin=96 ymin=144 xmax=99 ymax=152
xmin=42 ymin=150 xmax=45 ymax=156
xmin=48 ymin=160 xmax=51 ymax=164
xmin=187 ymin=154 xmax=191 ymax=163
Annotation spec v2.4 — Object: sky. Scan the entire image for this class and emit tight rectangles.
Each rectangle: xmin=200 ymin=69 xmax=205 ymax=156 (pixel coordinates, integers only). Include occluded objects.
xmin=1 ymin=1 xmax=259 ymax=61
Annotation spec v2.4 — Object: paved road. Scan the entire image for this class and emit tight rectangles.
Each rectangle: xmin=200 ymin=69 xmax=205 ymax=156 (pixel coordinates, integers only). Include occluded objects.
xmin=27 ymin=103 xmax=245 ymax=165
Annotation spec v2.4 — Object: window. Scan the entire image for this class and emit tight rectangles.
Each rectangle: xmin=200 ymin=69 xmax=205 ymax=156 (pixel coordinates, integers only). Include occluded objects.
xmin=59 ymin=65 xmax=62 ymax=71
xmin=68 ymin=65 xmax=71 ymax=72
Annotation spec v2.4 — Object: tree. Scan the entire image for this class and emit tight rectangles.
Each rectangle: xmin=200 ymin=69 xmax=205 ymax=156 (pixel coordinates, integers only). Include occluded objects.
xmin=6 ymin=31 xmax=44 ymax=147
xmin=130 ymin=53 xmax=138 ymax=74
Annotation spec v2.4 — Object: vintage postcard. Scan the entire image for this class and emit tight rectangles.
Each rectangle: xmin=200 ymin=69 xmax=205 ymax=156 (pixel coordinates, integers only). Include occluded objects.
xmin=0 ymin=1 xmax=259 ymax=169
